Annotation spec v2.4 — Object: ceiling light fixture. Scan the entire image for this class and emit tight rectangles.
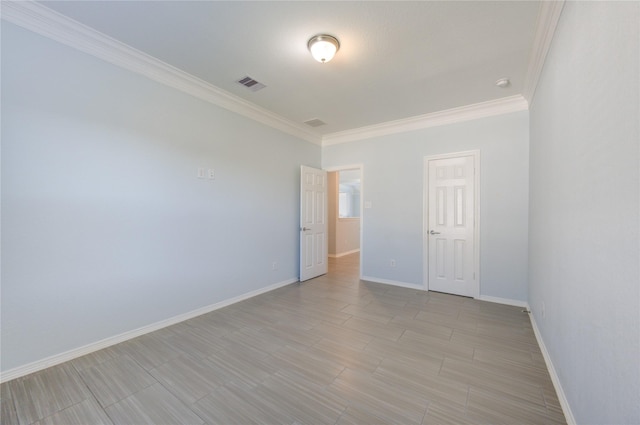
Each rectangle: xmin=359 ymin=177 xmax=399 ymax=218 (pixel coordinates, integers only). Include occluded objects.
xmin=308 ymin=34 xmax=340 ymax=63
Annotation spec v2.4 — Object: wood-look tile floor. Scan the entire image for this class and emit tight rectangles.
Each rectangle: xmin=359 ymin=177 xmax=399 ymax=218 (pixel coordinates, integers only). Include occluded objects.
xmin=1 ymin=253 xmax=566 ymax=424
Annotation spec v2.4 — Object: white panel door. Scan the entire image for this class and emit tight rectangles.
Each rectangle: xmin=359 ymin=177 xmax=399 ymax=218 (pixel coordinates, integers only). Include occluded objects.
xmin=300 ymin=166 xmax=328 ymax=281
xmin=427 ymin=155 xmax=477 ymax=297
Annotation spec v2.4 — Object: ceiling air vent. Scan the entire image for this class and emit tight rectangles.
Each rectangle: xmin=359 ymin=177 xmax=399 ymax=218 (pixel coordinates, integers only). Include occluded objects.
xmin=236 ymin=76 xmax=266 ymax=92
xmin=304 ymin=118 xmax=327 ymax=128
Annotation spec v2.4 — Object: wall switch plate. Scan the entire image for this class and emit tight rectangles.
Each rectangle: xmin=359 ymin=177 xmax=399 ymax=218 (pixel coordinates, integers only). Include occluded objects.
xmin=390 ymin=259 xmax=396 ymax=267
xmin=208 ymin=169 xmax=215 ymax=179
xmin=197 ymin=168 xmax=205 ymax=179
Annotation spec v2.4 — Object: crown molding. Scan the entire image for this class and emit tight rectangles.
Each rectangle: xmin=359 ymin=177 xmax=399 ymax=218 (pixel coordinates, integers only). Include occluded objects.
xmin=1 ymin=1 xmax=323 ymax=145
xmin=522 ymin=0 xmax=566 ymax=105
xmin=322 ymin=95 xmax=529 ymax=146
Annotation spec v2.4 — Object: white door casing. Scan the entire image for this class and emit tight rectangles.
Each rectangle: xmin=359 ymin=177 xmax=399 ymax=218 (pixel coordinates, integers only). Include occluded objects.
xmin=424 ymin=152 xmax=479 ymax=297
xmin=300 ymin=165 xmax=328 ymax=281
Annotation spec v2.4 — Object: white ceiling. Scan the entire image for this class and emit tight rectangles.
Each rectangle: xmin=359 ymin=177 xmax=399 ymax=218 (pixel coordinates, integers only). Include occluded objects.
xmin=37 ymin=1 xmax=540 ymax=137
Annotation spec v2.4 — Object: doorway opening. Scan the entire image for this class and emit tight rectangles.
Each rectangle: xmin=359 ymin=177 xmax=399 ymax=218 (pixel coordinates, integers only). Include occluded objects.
xmin=326 ymin=166 xmax=363 ymax=279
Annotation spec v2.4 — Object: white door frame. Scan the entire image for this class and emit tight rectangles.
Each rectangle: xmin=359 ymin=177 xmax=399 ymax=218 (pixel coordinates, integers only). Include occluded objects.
xmin=324 ymin=164 xmax=364 ymax=279
xmin=423 ymin=151 xmax=480 ymax=297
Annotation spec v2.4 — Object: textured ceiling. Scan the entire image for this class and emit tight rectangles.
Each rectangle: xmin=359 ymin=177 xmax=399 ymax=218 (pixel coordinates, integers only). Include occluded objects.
xmin=40 ymin=1 xmax=540 ymax=136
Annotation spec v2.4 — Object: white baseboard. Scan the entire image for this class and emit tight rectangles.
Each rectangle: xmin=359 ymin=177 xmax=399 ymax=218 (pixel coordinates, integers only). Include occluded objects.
xmin=478 ymin=295 xmax=529 ymax=308
xmin=328 ymin=249 xmax=360 ymax=258
xmin=0 ymin=278 xmax=298 ymax=383
xmin=528 ymin=307 xmax=576 ymax=425
xmin=360 ymin=275 xmax=426 ymax=291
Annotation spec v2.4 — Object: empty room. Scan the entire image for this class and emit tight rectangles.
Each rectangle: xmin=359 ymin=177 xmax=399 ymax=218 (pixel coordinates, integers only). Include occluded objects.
xmin=1 ymin=1 xmax=638 ymax=424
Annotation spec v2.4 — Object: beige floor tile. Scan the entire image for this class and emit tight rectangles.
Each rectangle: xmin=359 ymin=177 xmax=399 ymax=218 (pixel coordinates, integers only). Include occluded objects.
xmin=451 ymin=328 xmax=540 ymax=353
xmin=104 ymin=384 xmax=204 ymax=425
xmin=340 ymin=303 xmax=394 ymax=324
xmin=390 ymin=314 xmax=455 ymax=340
xmin=472 ymin=345 xmax=540 ymax=366
xmin=220 ymin=326 xmax=288 ymax=356
xmin=203 ymin=353 xmax=276 ymax=390
xmin=336 ymin=405 xmax=390 ymax=425
xmin=471 ymin=352 xmax=553 ymax=388
xmin=327 ymin=368 xmax=428 ymax=425
xmin=373 ymin=358 xmax=469 ymax=410
xmin=112 ymin=332 xmax=182 ymax=371
xmin=310 ymin=321 xmax=373 ymax=351
xmin=439 ymin=357 xmax=546 ymax=406
xmin=162 ymin=326 xmax=225 ymax=360
xmin=1 ymin=384 xmax=19 ymax=425
xmin=9 ymin=363 xmax=92 ymax=424
xmin=258 ymin=322 xmax=324 ymax=348
xmin=414 ymin=310 xmax=478 ymax=332
xmin=149 ymin=355 xmax=224 ymax=404
xmin=32 ymin=398 xmax=113 ymax=425
xmin=79 ymin=355 xmax=156 ymax=408
xmin=192 ymin=383 xmax=293 ymax=425
xmin=342 ymin=316 xmax=406 ymax=341
xmin=398 ymin=330 xmax=476 ymax=361
xmin=466 ymin=386 xmax=566 ymax=424
xmin=310 ymin=338 xmax=383 ymax=373
xmin=257 ymin=372 xmax=348 ymax=424
xmin=70 ymin=346 xmax=122 ymax=372
xmin=270 ymin=345 xmax=346 ymax=387
xmin=423 ymin=402 xmax=476 ymax=425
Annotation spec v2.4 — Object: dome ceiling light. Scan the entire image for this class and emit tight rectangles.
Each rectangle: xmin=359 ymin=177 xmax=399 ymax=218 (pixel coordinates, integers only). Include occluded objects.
xmin=308 ymin=34 xmax=340 ymax=63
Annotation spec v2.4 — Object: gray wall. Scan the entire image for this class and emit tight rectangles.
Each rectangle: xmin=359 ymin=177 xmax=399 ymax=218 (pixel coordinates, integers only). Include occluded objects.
xmin=323 ymin=111 xmax=530 ymax=301
xmin=1 ymin=23 xmax=320 ymax=372
xmin=528 ymin=2 xmax=639 ymax=423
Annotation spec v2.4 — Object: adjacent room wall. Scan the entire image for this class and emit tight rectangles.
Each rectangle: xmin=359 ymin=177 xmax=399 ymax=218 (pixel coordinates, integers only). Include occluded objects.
xmin=334 ymin=219 xmax=360 ymax=256
xmin=328 ymin=171 xmax=361 ymax=257
xmin=1 ymin=23 xmax=320 ymax=373
xmin=323 ymin=111 xmax=530 ymax=302
xmin=528 ymin=2 xmax=639 ymax=423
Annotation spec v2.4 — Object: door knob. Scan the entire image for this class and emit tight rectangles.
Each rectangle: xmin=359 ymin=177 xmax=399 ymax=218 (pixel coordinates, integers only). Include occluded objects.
xmin=429 ymin=230 xmax=441 ymax=235
xmin=301 ymin=227 xmax=311 ymax=231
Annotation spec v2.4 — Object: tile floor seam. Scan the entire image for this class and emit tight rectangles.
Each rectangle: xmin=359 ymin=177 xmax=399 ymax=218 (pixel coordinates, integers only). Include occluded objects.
xmin=82 ymin=356 xmax=158 ymax=410
xmin=72 ymin=363 xmax=111 ymax=417
xmin=3 ymin=386 xmax=19 ymax=425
